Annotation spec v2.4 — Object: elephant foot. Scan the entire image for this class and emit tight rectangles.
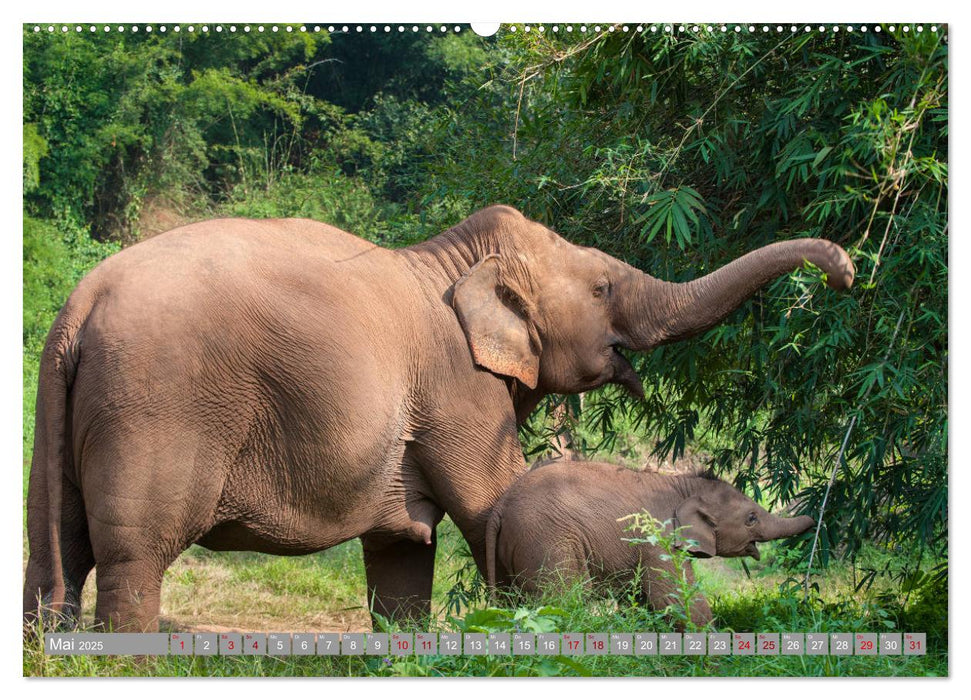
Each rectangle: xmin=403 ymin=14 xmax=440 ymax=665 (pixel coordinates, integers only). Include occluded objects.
xmin=94 ymin=561 xmax=165 ymax=632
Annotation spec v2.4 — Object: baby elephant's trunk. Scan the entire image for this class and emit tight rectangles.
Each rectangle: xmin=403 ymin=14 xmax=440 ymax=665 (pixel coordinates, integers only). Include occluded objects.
xmin=761 ymin=514 xmax=816 ymax=541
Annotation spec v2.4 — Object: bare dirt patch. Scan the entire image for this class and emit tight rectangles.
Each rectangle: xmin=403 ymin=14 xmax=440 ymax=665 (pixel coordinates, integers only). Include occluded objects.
xmin=161 ymin=612 xmax=369 ymax=635
xmin=135 ymin=196 xmax=192 ymax=239
xmin=71 ymin=550 xmax=373 ymax=634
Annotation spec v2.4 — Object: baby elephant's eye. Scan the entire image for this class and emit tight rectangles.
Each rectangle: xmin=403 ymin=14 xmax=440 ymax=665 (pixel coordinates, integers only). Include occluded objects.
xmin=592 ymin=280 xmax=609 ymax=299
xmin=746 ymin=512 xmax=759 ymax=526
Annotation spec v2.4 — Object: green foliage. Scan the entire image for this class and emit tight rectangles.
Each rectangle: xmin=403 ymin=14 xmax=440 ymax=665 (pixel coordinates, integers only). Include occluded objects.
xmin=22 ymin=26 xmax=485 ymax=239
xmin=23 ymin=123 xmax=48 ymax=192
xmin=311 ymin=30 xmax=491 ymax=112
xmin=895 ymin=569 xmax=947 ymax=649
xmin=23 ymin=28 xmax=335 ymax=237
xmin=443 ymin=542 xmax=486 ymax=616
xmin=23 ymin=217 xmax=71 ymax=351
xmin=636 ymin=185 xmax=710 ymax=249
xmin=449 ymin=605 xmax=567 ymax=634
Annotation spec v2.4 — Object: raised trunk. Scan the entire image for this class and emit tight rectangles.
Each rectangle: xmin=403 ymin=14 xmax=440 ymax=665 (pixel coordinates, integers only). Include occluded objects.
xmin=615 ymin=239 xmax=854 ymax=350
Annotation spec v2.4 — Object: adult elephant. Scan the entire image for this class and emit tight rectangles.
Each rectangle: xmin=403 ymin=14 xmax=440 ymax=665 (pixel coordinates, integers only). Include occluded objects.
xmin=23 ymin=205 xmax=853 ymax=631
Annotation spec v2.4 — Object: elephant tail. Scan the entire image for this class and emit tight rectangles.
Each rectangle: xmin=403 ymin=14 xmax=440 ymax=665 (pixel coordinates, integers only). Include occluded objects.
xmin=24 ymin=289 xmax=90 ymax=623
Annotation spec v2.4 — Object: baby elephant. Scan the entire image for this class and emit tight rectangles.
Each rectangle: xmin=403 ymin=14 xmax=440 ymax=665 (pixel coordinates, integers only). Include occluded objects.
xmin=485 ymin=461 xmax=815 ymax=627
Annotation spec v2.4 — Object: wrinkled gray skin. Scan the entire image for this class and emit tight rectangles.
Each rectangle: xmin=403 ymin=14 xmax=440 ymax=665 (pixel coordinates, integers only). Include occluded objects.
xmin=486 ymin=460 xmax=816 ymax=627
xmin=24 ymin=205 xmax=852 ymax=631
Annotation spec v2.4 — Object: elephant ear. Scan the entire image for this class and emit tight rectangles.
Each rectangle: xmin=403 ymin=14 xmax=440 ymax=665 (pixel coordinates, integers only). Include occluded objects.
xmin=451 ymin=255 xmax=540 ymax=389
xmin=674 ymin=495 xmax=717 ymax=558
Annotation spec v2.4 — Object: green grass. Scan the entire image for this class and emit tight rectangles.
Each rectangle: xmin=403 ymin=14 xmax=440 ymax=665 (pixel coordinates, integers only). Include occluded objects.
xmin=22 ymin=647 xmax=947 ymax=678
xmin=22 ymin=519 xmax=948 ymax=677
xmin=24 ymin=637 xmax=947 ymax=678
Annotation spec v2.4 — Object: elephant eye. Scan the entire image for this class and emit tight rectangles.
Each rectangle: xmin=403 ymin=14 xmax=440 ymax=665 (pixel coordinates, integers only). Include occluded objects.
xmin=746 ymin=512 xmax=759 ymax=526
xmin=592 ymin=280 xmax=610 ymax=299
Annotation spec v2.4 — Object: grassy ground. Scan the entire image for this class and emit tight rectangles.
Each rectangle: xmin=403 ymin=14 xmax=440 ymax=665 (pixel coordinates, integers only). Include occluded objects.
xmin=22 ymin=516 xmax=947 ymax=677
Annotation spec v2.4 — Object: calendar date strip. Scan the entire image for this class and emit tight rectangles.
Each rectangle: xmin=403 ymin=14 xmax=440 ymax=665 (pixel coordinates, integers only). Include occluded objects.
xmin=43 ymin=631 xmax=926 ymax=657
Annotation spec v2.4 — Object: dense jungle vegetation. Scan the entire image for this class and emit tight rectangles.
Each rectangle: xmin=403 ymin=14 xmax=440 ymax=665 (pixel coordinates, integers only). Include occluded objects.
xmin=23 ymin=24 xmax=947 ymax=676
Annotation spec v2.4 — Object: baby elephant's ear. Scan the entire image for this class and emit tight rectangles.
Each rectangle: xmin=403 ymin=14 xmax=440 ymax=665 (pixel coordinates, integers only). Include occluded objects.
xmin=451 ymin=255 xmax=540 ymax=389
xmin=674 ymin=495 xmax=717 ymax=558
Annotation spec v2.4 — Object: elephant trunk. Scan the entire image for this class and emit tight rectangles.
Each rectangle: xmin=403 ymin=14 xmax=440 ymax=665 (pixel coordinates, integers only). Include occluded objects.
xmin=759 ymin=513 xmax=816 ymax=542
xmin=613 ymin=239 xmax=854 ymax=351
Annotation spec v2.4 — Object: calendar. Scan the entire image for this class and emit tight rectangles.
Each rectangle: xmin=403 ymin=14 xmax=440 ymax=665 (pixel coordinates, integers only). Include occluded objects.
xmin=42 ymin=631 xmax=927 ymax=657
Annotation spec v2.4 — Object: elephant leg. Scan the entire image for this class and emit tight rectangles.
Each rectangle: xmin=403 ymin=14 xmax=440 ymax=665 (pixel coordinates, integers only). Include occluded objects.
xmin=679 ymin=561 xmax=713 ymax=628
xmin=94 ymin=559 xmax=167 ymax=632
xmin=81 ymin=435 xmax=220 ymax=632
xmin=641 ymin=561 xmax=712 ymax=630
xmin=87 ymin=496 xmax=190 ymax=632
xmin=362 ymin=531 xmax=437 ymax=623
xmin=90 ymin=519 xmax=190 ymax=632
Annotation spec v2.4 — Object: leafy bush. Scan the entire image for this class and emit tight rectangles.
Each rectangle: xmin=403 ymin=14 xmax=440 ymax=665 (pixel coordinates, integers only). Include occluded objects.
xmin=23 ymin=217 xmax=72 ymax=351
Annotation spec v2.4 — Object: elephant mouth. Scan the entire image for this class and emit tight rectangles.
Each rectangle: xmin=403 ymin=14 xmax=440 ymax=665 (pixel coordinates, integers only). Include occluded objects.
xmin=609 ymin=348 xmax=645 ymax=399
xmin=745 ymin=542 xmax=761 ymax=560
